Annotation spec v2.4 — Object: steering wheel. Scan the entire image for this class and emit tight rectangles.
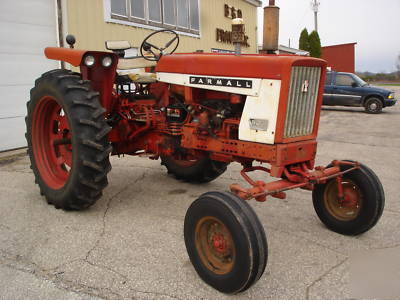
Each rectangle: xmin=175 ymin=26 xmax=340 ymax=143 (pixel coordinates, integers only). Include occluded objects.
xmin=140 ymin=29 xmax=180 ymax=61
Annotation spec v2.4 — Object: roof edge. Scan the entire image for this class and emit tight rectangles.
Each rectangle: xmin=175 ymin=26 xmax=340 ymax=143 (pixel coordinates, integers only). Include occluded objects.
xmin=322 ymin=42 xmax=357 ymax=49
xmin=243 ymin=0 xmax=262 ymax=7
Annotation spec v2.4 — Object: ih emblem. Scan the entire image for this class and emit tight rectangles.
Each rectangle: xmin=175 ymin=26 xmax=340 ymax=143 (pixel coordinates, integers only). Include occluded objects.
xmin=301 ymin=80 xmax=309 ymax=93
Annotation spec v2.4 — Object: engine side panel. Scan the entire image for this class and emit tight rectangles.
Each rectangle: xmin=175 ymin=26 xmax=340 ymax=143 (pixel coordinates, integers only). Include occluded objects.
xmin=239 ymin=79 xmax=281 ymax=144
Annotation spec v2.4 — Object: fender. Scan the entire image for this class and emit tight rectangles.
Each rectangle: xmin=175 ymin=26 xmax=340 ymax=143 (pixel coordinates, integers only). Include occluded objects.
xmin=45 ymin=47 xmax=87 ymax=66
xmin=44 ymin=47 xmax=118 ymax=113
xmin=362 ymin=94 xmax=384 ymax=106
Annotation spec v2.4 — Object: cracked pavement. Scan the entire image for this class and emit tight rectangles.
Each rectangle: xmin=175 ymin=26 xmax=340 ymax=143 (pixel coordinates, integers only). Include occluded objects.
xmin=1 ymin=87 xmax=400 ymax=299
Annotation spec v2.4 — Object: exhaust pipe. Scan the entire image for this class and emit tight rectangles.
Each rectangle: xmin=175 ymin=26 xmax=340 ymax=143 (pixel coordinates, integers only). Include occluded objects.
xmin=263 ymin=0 xmax=279 ymax=54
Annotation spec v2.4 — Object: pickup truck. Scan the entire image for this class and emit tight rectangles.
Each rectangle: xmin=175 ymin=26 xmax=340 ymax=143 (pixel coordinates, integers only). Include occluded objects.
xmin=323 ymin=71 xmax=397 ymax=113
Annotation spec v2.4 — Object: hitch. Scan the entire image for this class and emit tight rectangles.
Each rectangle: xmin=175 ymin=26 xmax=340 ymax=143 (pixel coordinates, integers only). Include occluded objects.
xmin=230 ymin=160 xmax=360 ymax=202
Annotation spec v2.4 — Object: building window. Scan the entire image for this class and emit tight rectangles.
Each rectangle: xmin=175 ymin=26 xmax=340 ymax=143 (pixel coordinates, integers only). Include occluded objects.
xmin=109 ymin=0 xmax=200 ymax=34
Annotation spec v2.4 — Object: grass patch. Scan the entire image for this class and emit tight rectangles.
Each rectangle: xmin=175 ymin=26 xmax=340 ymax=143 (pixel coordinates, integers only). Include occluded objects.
xmin=373 ymin=83 xmax=400 ymax=87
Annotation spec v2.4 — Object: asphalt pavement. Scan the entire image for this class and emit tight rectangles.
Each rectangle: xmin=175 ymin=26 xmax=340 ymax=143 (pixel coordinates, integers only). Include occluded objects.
xmin=1 ymin=87 xmax=399 ymax=299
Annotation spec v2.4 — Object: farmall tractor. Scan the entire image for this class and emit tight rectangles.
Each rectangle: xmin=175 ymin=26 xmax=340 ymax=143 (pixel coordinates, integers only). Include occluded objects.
xmin=26 ymin=28 xmax=384 ymax=294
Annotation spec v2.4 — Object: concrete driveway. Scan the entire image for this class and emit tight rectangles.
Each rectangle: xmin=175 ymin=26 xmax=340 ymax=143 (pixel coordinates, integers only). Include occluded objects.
xmin=1 ymin=87 xmax=399 ymax=299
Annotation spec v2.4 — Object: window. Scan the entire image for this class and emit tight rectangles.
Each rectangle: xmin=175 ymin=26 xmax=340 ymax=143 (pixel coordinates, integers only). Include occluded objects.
xmin=335 ymin=74 xmax=355 ymax=86
xmin=325 ymin=72 xmax=332 ymax=85
xmin=109 ymin=0 xmax=200 ymax=34
xmin=111 ymin=0 xmax=127 ymax=16
xmin=177 ymin=0 xmax=189 ymax=28
xmin=131 ymin=0 xmax=145 ymax=19
xmin=148 ymin=0 xmax=162 ymax=22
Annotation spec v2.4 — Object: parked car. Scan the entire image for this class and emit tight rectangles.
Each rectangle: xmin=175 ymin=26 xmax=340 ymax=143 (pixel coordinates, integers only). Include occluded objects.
xmin=323 ymin=71 xmax=397 ymax=113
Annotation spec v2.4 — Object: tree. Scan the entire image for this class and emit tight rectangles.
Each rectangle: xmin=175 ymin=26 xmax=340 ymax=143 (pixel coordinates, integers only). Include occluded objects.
xmin=309 ymin=30 xmax=322 ymax=58
xmin=396 ymin=53 xmax=400 ymax=79
xmin=299 ymin=28 xmax=310 ymax=52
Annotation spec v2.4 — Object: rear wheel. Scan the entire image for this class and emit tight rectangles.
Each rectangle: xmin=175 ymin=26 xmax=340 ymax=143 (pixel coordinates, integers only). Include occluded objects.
xmin=184 ymin=191 xmax=268 ymax=293
xmin=364 ymin=97 xmax=383 ymax=114
xmin=161 ymin=150 xmax=228 ymax=183
xmin=312 ymin=162 xmax=384 ymax=235
xmin=26 ymin=69 xmax=112 ymax=210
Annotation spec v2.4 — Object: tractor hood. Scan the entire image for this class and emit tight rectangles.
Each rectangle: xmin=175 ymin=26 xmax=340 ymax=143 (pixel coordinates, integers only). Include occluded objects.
xmin=156 ymin=53 xmax=327 ymax=79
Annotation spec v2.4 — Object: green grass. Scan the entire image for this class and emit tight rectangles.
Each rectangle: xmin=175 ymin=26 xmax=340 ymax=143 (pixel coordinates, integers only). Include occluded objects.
xmin=373 ymin=83 xmax=400 ymax=87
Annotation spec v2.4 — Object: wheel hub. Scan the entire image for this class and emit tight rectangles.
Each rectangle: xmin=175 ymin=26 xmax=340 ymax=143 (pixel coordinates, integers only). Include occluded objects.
xmin=324 ymin=179 xmax=362 ymax=221
xmin=211 ymin=232 xmax=227 ymax=253
xmin=31 ymin=96 xmax=72 ymax=189
xmin=370 ymin=103 xmax=377 ymax=110
xmin=195 ymin=216 xmax=235 ymax=274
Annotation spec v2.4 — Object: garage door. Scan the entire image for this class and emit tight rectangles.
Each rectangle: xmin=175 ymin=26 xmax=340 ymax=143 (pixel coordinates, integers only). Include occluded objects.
xmin=0 ymin=0 xmax=59 ymax=151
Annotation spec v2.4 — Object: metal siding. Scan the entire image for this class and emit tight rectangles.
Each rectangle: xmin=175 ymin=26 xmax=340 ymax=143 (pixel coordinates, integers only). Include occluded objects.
xmin=66 ymin=0 xmax=258 ymax=54
xmin=0 ymin=0 xmax=59 ymax=151
xmin=321 ymin=43 xmax=356 ymax=73
xmin=284 ymin=66 xmax=321 ymax=139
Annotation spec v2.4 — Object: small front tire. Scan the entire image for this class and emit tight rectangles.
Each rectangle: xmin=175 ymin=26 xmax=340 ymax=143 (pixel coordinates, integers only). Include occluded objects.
xmin=312 ymin=162 xmax=384 ymax=235
xmin=184 ymin=191 xmax=268 ymax=294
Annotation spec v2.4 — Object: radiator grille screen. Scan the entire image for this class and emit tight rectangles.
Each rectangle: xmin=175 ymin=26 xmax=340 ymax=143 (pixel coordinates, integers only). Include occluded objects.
xmin=283 ymin=66 xmax=321 ymax=138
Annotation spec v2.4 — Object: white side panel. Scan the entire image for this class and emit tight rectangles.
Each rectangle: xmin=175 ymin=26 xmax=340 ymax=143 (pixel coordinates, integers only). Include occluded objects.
xmin=239 ymin=79 xmax=281 ymax=144
xmin=0 ymin=0 xmax=58 ymax=150
xmin=157 ymin=72 xmax=262 ymax=96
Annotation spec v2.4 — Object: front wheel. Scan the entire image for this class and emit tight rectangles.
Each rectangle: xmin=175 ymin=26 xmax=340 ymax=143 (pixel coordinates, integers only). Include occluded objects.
xmin=184 ymin=191 xmax=268 ymax=294
xmin=26 ymin=69 xmax=112 ymax=210
xmin=364 ymin=97 xmax=383 ymax=114
xmin=312 ymin=161 xmax=384 ymax=235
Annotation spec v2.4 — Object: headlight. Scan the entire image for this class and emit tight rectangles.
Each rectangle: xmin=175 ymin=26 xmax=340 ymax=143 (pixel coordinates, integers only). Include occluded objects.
xmin=388 ymin=93 xmax=394 ymax=99
xmin=84 ymin=55 xmax=95 ymax=67
xmin=102 ymin=56 xmax=113 ymax=68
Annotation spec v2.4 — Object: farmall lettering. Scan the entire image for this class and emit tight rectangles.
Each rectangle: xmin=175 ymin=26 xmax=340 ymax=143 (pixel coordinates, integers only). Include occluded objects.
xmin=190 ymin=76 xmax=252 ymax=89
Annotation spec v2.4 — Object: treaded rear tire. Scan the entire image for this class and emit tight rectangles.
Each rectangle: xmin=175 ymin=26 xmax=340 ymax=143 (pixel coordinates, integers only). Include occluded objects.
xmin=26 ymin=69 xmax=112 ymax=210
xmin=161 ymin=155 xmax=228 ymax=183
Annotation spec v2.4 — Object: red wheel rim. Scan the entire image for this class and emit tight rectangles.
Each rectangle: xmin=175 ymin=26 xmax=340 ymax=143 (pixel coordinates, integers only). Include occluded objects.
xmin=32 ymin=96 xmax=72 ymax=189
xmin=324 ymin=179 xmax=363 ymax=221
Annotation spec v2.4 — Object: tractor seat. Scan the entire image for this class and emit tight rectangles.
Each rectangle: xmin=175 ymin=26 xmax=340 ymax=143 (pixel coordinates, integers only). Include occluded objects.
xmin=105 ymin=40 xmax=157 ymax=83
xmin=117 ymin=58 xmax=157 ymax=84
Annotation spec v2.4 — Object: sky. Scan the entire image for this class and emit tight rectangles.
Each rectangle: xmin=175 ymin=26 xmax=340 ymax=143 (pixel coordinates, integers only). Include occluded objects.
xmin=257 ymin=0 xmax=400 ymax=73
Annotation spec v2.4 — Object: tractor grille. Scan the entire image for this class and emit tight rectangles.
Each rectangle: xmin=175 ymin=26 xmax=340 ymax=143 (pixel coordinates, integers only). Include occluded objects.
xmin=283 ymin=66 xmax=321 ymax=138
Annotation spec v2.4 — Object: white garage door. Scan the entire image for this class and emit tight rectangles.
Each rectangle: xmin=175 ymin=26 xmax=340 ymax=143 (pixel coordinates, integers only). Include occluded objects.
xmin=0 ymin=0 xmax=59 ymax=151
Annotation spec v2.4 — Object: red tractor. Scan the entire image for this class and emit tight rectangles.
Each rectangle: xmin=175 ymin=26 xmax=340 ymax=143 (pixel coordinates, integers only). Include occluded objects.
xmin=26 ymin=30 xmax=384 ymax=294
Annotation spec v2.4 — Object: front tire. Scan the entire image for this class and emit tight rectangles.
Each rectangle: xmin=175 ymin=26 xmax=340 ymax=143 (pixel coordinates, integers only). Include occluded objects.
xmin=312 ymin=162 xmax=384 ymax=235
xmin=364 ymin=97 xmax=383 ymax=114
xmin=26 ymin=69 xmax=112 ymax=210
xmin=184 ymin=191 xmax=268 ymax=293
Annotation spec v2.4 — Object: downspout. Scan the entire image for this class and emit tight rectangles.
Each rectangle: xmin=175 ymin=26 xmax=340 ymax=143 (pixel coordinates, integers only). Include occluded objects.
xmin=56 ymin=0 xmax=65 ymax=69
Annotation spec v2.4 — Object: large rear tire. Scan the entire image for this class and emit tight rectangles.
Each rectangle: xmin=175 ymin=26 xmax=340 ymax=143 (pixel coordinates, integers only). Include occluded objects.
xmin=161 ymin=151 xmax=228 ymax=183
xmin=26 ymin=69 xmax=112 ymax=210
xmin=184 ymin=191 xmax=268 ymax=294
xmin=312 ymin=161 xmax=384 ymax=235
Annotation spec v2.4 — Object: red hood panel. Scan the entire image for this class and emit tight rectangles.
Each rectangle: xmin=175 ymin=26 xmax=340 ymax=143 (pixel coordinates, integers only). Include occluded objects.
xmin=156 ymin=53 xmax=326 ymax=79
